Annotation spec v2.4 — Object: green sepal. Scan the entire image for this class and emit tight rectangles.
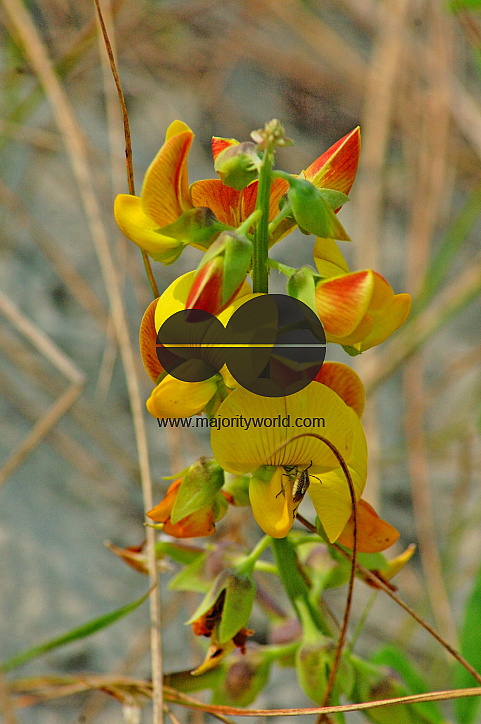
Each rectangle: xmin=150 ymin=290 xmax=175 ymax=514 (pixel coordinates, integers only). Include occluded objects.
xmin=168 ymin=551 xmax=210 ymax=593
xmin=350 ymin=656 xmax=418 ymax=724
xmin=287 ymin=266 xmax=320 ymax=313
xmin=214 ymin=142 xmax=261 ymax=190
xmin=319 ymin=188 xmax=350 ymax=210
xmin=186 ymin=569 xmax=256 ymax=645
xmin=212 ymin=491 xmax=229 ymax=521
xmin=287 ymin=176 xmax=350 ymax=240
xmin=342 ymin=344 xmax=362 ymax=357
xmin=158 ymin=207 xmax=230 ymax=249
xmin=171 ymin=458 xmax=224 ymax=524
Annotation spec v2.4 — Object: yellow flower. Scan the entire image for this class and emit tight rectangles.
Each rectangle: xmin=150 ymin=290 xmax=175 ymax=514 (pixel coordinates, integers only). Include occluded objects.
xmin=211 ymin=366 xmax=367 ymax=541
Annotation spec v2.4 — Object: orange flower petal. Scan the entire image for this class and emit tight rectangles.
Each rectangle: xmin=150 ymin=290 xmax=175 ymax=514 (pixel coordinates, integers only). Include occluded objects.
xmin=336 ymin=499 xmax=399 ymax=553
xmin=163 ymin=506 xmax=216 ymax=538
xmin=142 ymin=123 xmax=194 ymax=227
xmin=304 ymin=127 xmax=361 ymax=196
xmin=315 ymin=270 xmax=373 ymax=337
xmin=140 ymin=298 xmax=164 ymax=383
xmin=314 ymin=362 xmax=365 ymax=418
xmin=147 ymin=479 xmax=182 ymax=522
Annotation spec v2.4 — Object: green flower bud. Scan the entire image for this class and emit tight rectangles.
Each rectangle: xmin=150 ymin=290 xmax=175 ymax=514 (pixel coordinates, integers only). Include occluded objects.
xmin=187 ymin=568 xmax=256 ymax=645
xmin=222 ymin=474 xmax=251 ymax=507
xmin=171 ymin=458 xmax=224 ymax=524
xmin=286 ymin=266 xmax=320 ymax=313
xmin=214 ymin=142 xmax=261 ymax=190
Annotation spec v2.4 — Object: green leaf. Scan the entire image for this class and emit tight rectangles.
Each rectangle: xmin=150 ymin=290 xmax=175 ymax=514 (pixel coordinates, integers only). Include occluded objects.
xmin=1 ymin=590 xmax=150 ymax=672
xmin=454 ymin=560 xmax=481 ymax=724
xmin=372 ymin=645 xmax=444 ymax=724
xmin=449 ymin=0 xmax=481 ymax=9
xmin=155 ymin=540 xmax=205 ymax=566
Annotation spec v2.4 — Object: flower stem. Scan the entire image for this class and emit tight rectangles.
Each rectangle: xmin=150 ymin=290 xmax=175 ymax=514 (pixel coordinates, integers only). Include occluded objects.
xmin=267 ymin=198 xmax=293 ymax=237
xmin=237 ymin=209 xmax=262 ymax=238
xmin=268 ymin=257 xmax=297 ymax=277
xmin=252 ymin=151 xmax=274 ymax=293
xmin=237 ymin=535 xmax=271 ymax=576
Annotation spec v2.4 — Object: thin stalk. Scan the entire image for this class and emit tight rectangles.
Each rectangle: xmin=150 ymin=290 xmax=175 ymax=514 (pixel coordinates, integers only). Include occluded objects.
xmin=252 ymin=151 xmax=274 ymax=293
xmin=236 ymin=535 xmax=270 ymax=576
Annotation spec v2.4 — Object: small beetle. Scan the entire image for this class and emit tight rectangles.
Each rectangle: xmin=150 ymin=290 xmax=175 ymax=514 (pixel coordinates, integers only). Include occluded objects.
xmin=277 ymin=462 xmax=320 ymax=514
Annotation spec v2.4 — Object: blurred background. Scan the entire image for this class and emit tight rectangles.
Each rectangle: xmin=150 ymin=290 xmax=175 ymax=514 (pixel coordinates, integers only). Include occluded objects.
xmin=1 ymin=0 xmax=481 ymax=721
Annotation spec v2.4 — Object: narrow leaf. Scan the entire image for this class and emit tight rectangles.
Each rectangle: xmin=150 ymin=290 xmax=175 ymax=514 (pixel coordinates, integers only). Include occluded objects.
xmin=2 ymin=590 xmax=151 ymax=672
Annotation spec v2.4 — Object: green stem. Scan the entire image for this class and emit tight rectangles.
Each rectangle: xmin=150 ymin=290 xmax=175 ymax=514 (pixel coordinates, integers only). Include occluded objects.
xmin=252 ymin=151 xmax=275 ymax=293
xmin=141 ymin=250 xmax=159 ymax=298
xmin=267 ymin=199 xmax=293 ymax=236
xmin=270 ymin=536 xmax=332 ymax=636
xmin=267 ymin=257 xmax=297 ymax=277
xmin=237 ymin=209 xmax=262 ymax=237
xmin=237 ymin=535 xmax=271 ymax=576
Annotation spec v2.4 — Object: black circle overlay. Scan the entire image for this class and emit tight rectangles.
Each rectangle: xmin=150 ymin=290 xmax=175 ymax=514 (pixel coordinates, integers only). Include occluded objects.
xmin=156 ymin=295 xmax=326 ymax=397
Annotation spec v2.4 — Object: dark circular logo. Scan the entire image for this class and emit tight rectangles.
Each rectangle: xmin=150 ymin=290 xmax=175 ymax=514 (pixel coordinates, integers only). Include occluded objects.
xmin=156 ymin=294 xmax=326 ymax=397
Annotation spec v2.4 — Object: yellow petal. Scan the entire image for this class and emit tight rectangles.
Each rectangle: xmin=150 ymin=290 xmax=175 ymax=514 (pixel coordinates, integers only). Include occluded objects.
xmin=114 ymin=194 xmax=183 ymax=259
xmin=249 ymin=467 xmax=295 ymax=538
xmin=142 ymin=126 xmax=194 ymax=227
xmin=314 ymin=237 xmax=350 ymax=279
xmin=308 ymin=407 xmax=367 ymax=542
xmin=146 ymin=376 xmax=217 ymax=418
xmin=356 ymin=293 xmax=411 ymax=351
xmin=211 ymin=383 xmax=362 ymax=476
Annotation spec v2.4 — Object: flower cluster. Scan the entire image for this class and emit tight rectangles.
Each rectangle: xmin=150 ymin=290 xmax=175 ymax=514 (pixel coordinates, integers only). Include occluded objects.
xmin=115 ymin=119 xmax=412 ymax=689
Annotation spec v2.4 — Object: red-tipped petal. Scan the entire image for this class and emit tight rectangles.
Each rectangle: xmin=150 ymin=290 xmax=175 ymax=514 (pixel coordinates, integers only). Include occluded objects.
xmin=315 ymin=362 xmax=365 ymax=418
xmin=212 ymin=137 xmax=239 ymax=162
xmin=315 ymin=270 xmax=373 ymax=337
xmin=304 ymin=127 xmax=361 ymax=196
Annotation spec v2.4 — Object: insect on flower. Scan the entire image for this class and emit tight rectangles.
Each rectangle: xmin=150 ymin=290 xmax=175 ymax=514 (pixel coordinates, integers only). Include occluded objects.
xmin=277 ymin=462 xmax=321 ymax=516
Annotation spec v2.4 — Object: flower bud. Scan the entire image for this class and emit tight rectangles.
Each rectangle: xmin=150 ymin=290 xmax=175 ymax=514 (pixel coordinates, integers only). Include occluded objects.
xmin=187 ymin=568 xmax=256 ymax=645
xmin=286 ymin=266 xmax=319 ymax=313
xmin=214 ymin=142 xmax=261 ymax=190
xmin=212 ymin=647 xmax=271 ymax=706
xmin=186 ymin=231 xmax=253 ymax=315
xmin=287 ymin=176 xmax=350 ymax=240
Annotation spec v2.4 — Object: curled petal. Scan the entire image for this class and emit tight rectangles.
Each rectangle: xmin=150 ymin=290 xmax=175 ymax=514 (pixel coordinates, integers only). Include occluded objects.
xmin=114 ymin=194 xmax=184 ymax=260
xmin=357 ymin=291 xmax=411 ymax=351
xmin=249 ymin=467 xmax=295 ymax=538
xmin=147 ymin=479 xmax=181 ymax=522
xmin=146 ymin=376 xmax=218 ymax=419
xmin=162 ymin=507 xmax=216 ymax=538
xmin=314 ymin=237 xmax=350 ymax=279
xmin=314 ymin=362 xmax=365 ymax=418
xmin=304 ymin=127 xmax=361 ymax=197
xmin=308 ymin=407 xmax=367 ymax=542
xmin=142 ymin=122 xmax=194 ymax=227
xmin=336 ymin=499 xmax=399 ymax=553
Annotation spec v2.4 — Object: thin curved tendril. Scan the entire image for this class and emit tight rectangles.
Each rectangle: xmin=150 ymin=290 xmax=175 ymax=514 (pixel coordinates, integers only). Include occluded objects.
xmin=94 ymin=0 xmax=159 ymax=299
xmin=265 ymin=432 xmax=358 ymax=712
